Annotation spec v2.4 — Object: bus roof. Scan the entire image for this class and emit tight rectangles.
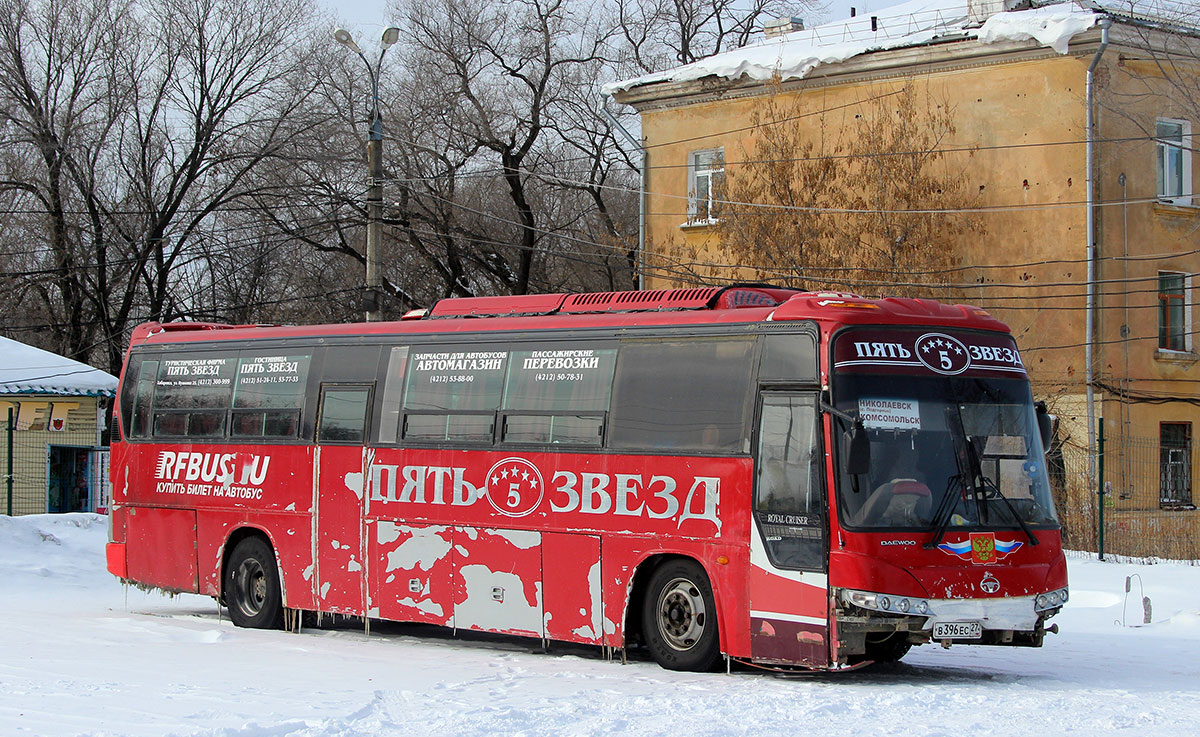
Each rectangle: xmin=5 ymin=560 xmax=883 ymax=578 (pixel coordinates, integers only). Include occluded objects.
xmin=128 ymin=286 xmax=1009 ymax=347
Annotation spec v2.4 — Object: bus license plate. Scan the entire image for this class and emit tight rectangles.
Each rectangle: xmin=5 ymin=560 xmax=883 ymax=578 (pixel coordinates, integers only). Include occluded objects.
xmin=933 ymin=621 xmax=982 ymax=640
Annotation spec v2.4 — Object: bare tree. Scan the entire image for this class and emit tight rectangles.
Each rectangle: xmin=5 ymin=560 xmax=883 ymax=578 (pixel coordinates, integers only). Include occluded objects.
xmin=0 ymin=0 xmax=135 ymax=364
xmin=395 ymin=0 xmax=620 ymax=295
xmin=667 ymin=82 xmax=980 ymax=297
xmin=612 ymin=0 xmax=810 ymax=72
xmin=0 ymin=0 xmax=337 ymax=372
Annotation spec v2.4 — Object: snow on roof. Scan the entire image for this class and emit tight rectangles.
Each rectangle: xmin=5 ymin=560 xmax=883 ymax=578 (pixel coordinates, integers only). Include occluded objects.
xmin=0 ymin=337 xmax=118 ymax=397
xmin=603 ymin=0 xmax=1101 ymax=95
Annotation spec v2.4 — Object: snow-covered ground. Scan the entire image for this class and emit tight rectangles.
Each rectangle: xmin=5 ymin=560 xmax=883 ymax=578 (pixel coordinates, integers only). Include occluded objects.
xmin=2 ymin=514 xmax=1198 ymax=736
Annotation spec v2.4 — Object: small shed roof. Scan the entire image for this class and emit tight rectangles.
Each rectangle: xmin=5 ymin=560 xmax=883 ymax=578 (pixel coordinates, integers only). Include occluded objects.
xmin=0 ymin=337 xmax=118 ymax=397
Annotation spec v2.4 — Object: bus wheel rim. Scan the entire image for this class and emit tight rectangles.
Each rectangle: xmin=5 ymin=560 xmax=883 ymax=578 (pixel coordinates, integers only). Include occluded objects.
xmin=657 ymin=577 xmax=706 ymax=651
xmin=236 ymin=559 xmax=266 ymax=616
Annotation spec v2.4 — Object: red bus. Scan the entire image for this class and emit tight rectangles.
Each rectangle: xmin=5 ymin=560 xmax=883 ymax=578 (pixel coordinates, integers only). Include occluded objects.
xmin=105 ymin=286 xmax=1067 ymax=671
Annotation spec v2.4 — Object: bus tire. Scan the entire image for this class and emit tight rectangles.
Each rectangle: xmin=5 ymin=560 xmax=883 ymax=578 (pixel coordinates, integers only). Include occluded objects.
xmin=225 ymin=536 xmax=283 ymax=629
xmin=642 ymin=559 xmax=721 ymax=672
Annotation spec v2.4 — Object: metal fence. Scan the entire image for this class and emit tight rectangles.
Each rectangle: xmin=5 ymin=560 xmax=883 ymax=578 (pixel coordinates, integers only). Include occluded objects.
xmin=3 ymin=408 xmax=110 ymax=516
xmin=1054 ymin=429 xmax=1200 ymax=562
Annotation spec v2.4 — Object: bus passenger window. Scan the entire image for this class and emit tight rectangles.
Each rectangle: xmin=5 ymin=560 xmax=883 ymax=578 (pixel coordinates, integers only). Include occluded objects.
xmin=230 ymin=352 xmax=310 ymax=440
xmin=755 ymin=394 xmax=825 ymax=570
xmin=151 ymin=354 xmax=236 ymax=441
xmin=501 ymin=345 xmax=615 ymax=446
xmin=402 ymin=345 xmax=507 ymax=445
xmin=609 ymin=338 xmax=754 ymax=453
xmin=404 ymin=413 xmax=494 ymax=443
xmin=187 ymin=411 xmax=226 ymax=437
xmin=318 ymin=387 xmax=371 ymax=444
xmin=504 ymin=414 xmax=603 ymax=445
xmin=153 ymin=412 xmax=187 ymax=437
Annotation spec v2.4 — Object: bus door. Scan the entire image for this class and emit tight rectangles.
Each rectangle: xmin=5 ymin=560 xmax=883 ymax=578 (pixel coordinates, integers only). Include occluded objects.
xmin=749 ymin=391 xmax=830 ymax=667
xmin=313 ymin=383 xmax=374 ymax=615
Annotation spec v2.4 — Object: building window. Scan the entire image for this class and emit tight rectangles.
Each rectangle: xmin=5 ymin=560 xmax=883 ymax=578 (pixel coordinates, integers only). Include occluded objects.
xmin=1157 ymin=271 xmax=1190 ymax=352
xmin=688 ymin=149 xmax=723 ymax=223
xmin=1156 ymin=118 xmax=1191 ymax=204
xmin=1160 ymin=422 xmax=1193 ymax=508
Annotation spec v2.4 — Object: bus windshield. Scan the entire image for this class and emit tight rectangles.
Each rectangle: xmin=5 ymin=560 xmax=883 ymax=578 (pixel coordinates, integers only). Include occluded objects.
xmin=834 ymin=374 xmax=1059 ymax=532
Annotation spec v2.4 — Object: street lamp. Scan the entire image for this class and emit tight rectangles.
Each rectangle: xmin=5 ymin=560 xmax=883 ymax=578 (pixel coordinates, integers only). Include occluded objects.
xmin=335 ymin=27 xmax=401 ymax=322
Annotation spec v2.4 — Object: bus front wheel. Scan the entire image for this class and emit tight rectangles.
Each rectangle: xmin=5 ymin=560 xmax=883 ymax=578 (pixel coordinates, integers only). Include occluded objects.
xmin=642 ymin=559 xmax=721 ymax=671
xmin=225 ymin=537 xmax=283 ymax=629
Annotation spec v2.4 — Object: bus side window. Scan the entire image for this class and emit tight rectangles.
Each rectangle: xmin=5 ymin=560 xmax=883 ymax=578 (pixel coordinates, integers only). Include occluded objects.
xmin=759 ymin=331 xmax=818 ymax=383
xmin=230 ymin=351 xmax=311 ymax=440
xmin=755 ymin=394 xmax=825 ymax=571
xmin=402 ymin=344 xmax=507 ymax=444
xmin=377 ymin=346 xmax=409 ymax=444
xmin=500 ymin=344 xmax=616 ymax=446
xmin=609 ymin=338 xmax=755 ymax=453
xmin=317 ymin=386 xmax=372 ymax=444
xmin=150 ymin=354 xmax=236 ymax=440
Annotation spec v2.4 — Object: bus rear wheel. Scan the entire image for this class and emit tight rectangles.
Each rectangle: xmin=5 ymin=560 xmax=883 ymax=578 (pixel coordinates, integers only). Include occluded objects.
xmin=642 ymin=559 xmax=721 ymax=671
xmin=225 ymin=537 xmax=283 ymax=629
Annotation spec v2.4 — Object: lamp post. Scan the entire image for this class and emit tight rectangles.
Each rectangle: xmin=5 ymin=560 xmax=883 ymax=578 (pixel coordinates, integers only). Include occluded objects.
xmin=335 ymin=26 xmax=400 ymax=322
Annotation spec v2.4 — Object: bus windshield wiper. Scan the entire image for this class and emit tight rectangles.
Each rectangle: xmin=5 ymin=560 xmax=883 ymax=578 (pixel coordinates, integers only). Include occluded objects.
xmin=924 ymin=474 xmax=965 ymax=549
xmin=975 ymin=474 xmax=1040 ymax=547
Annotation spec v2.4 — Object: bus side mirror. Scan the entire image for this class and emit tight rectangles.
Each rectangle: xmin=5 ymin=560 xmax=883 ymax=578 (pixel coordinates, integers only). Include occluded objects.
xmin=1035 ymin=401 xmax=1055 ymax=452
xmin=843 ymin=421 xmax=871 ymax=477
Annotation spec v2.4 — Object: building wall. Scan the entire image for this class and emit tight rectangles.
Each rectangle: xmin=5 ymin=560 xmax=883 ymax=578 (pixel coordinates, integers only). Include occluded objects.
xmin=626 ymin=32 xmax=1200 ymax=550
xmin=0 ymin=395 xmax=104 ymax=515
xmin=1094 ymin=53 xmax=1200 ymax=516
xmin=637 ymin=52 xmax=1096 ymax=409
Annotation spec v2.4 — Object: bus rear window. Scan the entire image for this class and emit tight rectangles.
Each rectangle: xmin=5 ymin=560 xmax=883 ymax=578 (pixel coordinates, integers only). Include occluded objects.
xmin=608 ymin=338 xmax=754 ymax=453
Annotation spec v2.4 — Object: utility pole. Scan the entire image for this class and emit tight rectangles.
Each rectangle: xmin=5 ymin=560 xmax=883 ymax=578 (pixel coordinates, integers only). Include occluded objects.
xmin=335 ymin=27 xmax=400 ymax=321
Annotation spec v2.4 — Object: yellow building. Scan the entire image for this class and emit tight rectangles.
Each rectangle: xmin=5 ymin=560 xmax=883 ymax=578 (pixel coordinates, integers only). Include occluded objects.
xmin=609 ymin=1 xmax=1200 ymax=556
xmin=0 ymin=337 xmax=117 ymax=516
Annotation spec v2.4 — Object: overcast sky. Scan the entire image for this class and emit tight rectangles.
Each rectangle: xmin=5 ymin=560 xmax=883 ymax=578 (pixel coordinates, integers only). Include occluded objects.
xmin=318 ymin=0 xmax=877 ymax=38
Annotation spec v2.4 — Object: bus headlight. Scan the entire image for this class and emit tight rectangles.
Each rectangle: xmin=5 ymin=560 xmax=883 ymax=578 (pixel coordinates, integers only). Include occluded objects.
xmin=842 ymin=589 xmax=931 ymax=617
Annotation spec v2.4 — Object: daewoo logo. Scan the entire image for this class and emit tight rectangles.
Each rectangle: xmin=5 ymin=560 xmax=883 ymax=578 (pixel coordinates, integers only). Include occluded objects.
xmin=980 ymin=572 xmax=1001 ymax=594
xmin=153 ymin=451 xmax=271 ymax=500
xmin=880 ymin=540 xmax=917 ymax=547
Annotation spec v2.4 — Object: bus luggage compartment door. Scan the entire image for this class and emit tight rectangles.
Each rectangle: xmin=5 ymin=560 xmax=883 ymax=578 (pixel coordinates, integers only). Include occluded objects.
xmin=125 ymin=506 xmax=198 ymax=593
xmin=367 ymin=521 xmax=455 ymax=627
xmin=542 ymin=532 xmax=602 ymax=644
xmin=453 ymin=527 xmax=543 ymax=638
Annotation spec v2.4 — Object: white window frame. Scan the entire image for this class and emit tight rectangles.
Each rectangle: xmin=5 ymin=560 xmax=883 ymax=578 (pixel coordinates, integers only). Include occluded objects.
xmin=1157 ymin=270 xmax=1193 ymax=354
xmin=687 ymin=148 xmax=723 ymax=224
xmin=1156 ymin=117 xmax=1192 ymax=205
